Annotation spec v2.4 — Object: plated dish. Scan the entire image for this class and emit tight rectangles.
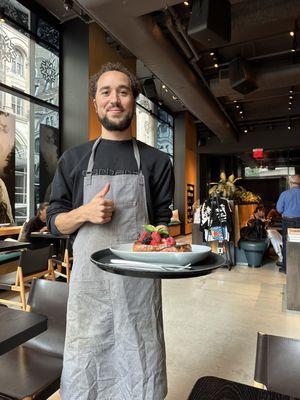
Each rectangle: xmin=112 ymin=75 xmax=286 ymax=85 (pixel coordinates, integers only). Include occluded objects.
xmin=109 ymin=243 xmax=211 ymax=266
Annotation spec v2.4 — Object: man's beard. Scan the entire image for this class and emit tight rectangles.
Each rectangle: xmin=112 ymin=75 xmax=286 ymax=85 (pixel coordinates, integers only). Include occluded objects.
xmin=99 ymin=110 xmax=133 ymax=132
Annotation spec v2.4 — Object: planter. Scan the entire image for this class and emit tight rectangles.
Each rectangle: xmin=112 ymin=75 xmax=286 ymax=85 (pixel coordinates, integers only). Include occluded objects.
xmin=239 ymin=240 xmax=269 ymax=267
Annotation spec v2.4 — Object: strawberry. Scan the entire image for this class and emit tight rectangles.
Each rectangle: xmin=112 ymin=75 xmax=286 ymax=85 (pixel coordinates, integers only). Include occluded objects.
xmin=150 ymin=239 xmax=160 ymax=246
xmin=151 ymin=231 xmax=161 ymax=242
xmin=137 ymin=231 xmax=149 ymax=243
xmin=166 ymin=237 xmax=176 ymax=247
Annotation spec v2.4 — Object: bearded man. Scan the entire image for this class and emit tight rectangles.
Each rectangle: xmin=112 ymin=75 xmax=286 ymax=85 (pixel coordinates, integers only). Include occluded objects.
xmin=47 ymin=62 xmax=174 ymax=399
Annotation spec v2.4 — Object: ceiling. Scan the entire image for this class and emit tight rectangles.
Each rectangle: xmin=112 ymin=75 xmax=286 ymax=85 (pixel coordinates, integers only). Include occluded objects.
xmin=35 ymin=0 xmax=300 ymax=149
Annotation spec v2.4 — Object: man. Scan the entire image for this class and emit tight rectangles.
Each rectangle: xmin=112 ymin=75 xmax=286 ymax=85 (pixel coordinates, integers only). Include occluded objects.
xmin=277 ymin=175 xmax=300 ymax=273
xmin=47 ymin=62 xmax=174 ymax=399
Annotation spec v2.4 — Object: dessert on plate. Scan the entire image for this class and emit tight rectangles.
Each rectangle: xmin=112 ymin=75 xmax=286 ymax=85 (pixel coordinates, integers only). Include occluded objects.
xmin=133 ymin=225 xmax=191 ymax=252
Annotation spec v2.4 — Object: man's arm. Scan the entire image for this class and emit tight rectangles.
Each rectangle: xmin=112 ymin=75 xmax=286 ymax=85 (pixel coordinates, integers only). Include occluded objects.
xmin=276 ymin=193 xmax=285 ymax=214
xmin=151 ymin=156 xmax=174 ymax=226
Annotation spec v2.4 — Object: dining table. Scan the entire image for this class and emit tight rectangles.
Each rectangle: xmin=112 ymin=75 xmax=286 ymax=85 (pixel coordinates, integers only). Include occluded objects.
xmin=0 ymin=240 xmax=31 ymax=253
xmin=0 ymin=306 xmax=47 ymax=356
xmin=187 ymin=376 xmax=296 ymax=400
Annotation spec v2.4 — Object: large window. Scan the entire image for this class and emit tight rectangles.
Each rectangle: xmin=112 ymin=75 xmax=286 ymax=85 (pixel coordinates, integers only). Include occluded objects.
xmin=136 ymin=94 xmax=174 ymax=161
xmin=0 ymin=0 xmax=60 ymax=224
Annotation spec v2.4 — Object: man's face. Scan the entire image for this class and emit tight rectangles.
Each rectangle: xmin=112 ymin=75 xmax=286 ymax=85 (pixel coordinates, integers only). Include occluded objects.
xmin=94 ymin=70 xmax=135 ymax=132
xmin=39 ymin=207 xmax=48 ymax=222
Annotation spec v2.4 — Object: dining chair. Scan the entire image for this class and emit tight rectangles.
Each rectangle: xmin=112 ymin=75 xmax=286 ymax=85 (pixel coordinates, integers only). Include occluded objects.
xmin=254 ymin=332 xmax=300 ymax=398
xmin=52 ymin=242 xmax=73 ymax=282
xmin=0 ymin=279 xmax=68 ymax=400
xmin=0 ymin=245 xmax=55 ymax=310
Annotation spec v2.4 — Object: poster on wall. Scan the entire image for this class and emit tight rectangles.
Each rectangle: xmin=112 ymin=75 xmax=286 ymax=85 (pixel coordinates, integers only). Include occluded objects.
xmin=0 ymin=111 xmax=15 ymax=224
xmin=39 ymin=124 xmax=59 ymax=202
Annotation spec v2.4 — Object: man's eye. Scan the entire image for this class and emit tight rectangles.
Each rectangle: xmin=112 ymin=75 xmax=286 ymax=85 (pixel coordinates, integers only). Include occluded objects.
xmin=101 ymin=91 xmax=109 ymax=96
xmin=120 ymin=91 xmax=128 ymax=95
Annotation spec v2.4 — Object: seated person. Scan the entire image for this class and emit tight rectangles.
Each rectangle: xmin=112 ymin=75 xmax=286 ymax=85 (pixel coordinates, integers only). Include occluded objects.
xmin=266 ymin=204 xmax=282 ymax=226
xmin=242 ymin=205 xmax=283 ymax=266
xmin=23 ymin=202 xmax=49 ymax=246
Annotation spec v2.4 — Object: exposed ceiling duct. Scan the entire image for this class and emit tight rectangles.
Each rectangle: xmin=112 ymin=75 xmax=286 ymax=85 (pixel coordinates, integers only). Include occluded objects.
xmin=76 ymin=0 xmax=238 ymax=143
xmin=210 ymin=63 xmax=300 ymax=98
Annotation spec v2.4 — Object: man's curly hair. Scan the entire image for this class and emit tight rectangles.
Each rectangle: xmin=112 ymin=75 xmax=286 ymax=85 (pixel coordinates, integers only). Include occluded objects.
xmin=89 ymin=62 xmax=141 ymax=99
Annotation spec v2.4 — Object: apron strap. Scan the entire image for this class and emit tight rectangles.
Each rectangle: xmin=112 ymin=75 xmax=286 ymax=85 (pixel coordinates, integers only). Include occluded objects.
xmin=86 ymin=137 xmax=141 ymax=185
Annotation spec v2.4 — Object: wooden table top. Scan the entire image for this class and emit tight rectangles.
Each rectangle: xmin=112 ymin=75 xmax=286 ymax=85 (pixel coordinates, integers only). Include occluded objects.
xmin=0 ymin=306 xmax=47 ymax=356
xmin=0 ymin=226 xmax=21 ymax=237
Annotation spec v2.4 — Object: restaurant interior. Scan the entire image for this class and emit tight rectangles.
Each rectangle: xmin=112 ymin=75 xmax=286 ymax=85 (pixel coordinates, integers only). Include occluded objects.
xmin=1 ymin=0 xmax=300 ymax=399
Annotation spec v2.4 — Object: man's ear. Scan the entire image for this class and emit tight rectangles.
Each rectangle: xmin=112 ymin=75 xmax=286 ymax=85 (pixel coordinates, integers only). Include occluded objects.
xmin=93 ymin=99 xmax=97 ymax=112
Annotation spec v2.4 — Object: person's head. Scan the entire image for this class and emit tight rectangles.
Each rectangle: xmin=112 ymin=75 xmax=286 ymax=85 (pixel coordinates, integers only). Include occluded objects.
xmin=254 ymin=205 xmax=265 ymax=219
xmin=36 ymin=202 xmax=49 ymax=222
xmin=289 ymin=175 xmax=300 ymax=188
xmin=90 ymin=62 xmax=141 ymax=135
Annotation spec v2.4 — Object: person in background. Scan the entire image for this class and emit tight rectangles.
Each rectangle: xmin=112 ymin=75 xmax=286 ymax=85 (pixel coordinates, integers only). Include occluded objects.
xmin=266 ymin=203 xmax=282 ymax=224
xmin=276 ymin=174 xmax=300 ymax=273
xmin=247 ymin=205 xmax=283 ymax=266
xmin=23 ymin=202 xmax=49 ymax=243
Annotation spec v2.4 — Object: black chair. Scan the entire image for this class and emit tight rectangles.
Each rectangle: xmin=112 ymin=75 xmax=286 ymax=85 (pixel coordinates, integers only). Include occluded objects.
xmin=254 ymin=332 xmax=300 ymax=398
xmin=0 ymin=279 xmax=69 ymax=400
xmin=0 ymin=246 xmax=55 ymax=310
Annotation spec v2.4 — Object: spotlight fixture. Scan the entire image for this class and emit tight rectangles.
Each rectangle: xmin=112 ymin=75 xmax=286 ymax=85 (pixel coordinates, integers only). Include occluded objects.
xmin=239 ymin=110 xmax=243 ymax=114
xmin=209 ymin=52 xmax=215 ymax=56
xmin=289 ymin=101 xmax=292 ymax=105
xmin=214 ymin=63 xmax=219 ymax=68
xmin=63 ymin=0 xmax=73 ymax=11
xmin=184 ymin=1 xmax=189 ymax=5
xmin=172 ymin=95 xmax=177 ymax=100
xmin=289 ymin=95 xmax=293 ymax=99
xmin=288 ymin=107 xmax=291 ymax=111
xmin=236 ymin=105 xmax=240 ymax=109
xmin=233 ymin=100 xmax=237 ymax=103
xmin=162 ymin=84 xmax=166 ymax=89
xmin=290 ymin=89 xmax=294 ymax=94
xmin=244 ymin=129 xmax=248 ymax=133
xmin=288 ymin=125 xmax=291 ymax=130
xmin=291 ymin=49 xmax=296 ymax=52
xmin=290 ymin=31 xmax=295 ymax=37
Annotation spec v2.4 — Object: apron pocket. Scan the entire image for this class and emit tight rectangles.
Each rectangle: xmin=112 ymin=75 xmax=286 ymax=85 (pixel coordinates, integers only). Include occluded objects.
xmin=113 ymin=201 xmax=138 ymax=242
xmin=67 ymin=287 xmax=115 ymax=352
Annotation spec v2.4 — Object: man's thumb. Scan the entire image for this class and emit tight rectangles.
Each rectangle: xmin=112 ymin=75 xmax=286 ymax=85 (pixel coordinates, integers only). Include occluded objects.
xmin=99 ymin=183 xmax=110 ymax=197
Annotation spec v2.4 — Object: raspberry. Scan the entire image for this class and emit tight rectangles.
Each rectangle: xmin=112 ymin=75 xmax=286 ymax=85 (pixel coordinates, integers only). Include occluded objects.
xmin=166 ymin=237 xmax=176 ymax=247
xmin=151 ymin=231 xmax=161 ymax=242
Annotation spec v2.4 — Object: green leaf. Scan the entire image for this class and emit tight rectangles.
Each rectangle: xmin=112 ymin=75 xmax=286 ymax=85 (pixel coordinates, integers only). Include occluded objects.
xmin=143 ymin=224 xmax=156 ymax=232
xmin=157 ymin=227 xmax=169 ymax=237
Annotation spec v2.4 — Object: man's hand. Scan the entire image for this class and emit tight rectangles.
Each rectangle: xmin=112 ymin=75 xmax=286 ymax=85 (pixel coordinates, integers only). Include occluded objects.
xmin=83 ymin=183 xmax=115 ymax=224
xmin=40 ymin=226 xmax=48 ymax=233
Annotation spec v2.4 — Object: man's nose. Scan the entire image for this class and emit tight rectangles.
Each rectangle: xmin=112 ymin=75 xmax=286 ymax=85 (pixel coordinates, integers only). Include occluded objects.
xmin=109 ymin=90 xmax=120 ymax=104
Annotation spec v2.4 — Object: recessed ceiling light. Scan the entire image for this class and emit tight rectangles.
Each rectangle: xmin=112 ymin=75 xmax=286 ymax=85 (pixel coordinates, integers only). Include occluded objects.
xmin=289 ymin=95 xmax=293 ymax=99
xmin=172 ymin=96 xmax=177 ymax=100
xmin=239 ymin=110 xmax=243 ymax=114
xmin=209 ymin=52 xmax=214 ymax=56
xmin=184 ymin=1 xmax=189 ymax=5
xmin=289 ymin=101 xmax=292 ymax=105
xmin=244 ymin=129 xmax=248 ymax=133
xmin=290 ymin=31 xmax=295 ymax=37
xmin=291 ymin=49 xmax=296 ymax=52
xmin=288 ymin=107 xmax=292 ymax=110
xmin=236 ymin=105 xmax=240 ymax=108
xmin=214 ymin=63 xmax=219 ymax=68
xmin=162 ymin=84 xmax=166 ymax=89
xmin=233 ymin=100 xmax=237 ymax=103
xmin=290 ymin=89 xmax=294 ymax=93
xmin=288 ymin=125 xmax=291 ymax=130
xmin=165 ymin=88 xmax=168 ymax=92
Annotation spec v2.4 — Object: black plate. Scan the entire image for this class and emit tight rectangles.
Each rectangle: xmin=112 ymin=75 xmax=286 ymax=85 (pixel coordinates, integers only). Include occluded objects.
xmin=90 ymin=249 xmax=225 ymax=279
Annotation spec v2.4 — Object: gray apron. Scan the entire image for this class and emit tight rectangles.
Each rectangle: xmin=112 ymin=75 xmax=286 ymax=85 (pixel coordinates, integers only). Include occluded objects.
xmin=60 ymin=138 xmax=167 ymax=400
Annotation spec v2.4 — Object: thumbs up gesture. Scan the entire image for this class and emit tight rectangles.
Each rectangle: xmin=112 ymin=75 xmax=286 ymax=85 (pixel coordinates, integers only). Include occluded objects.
xmin=84 ymin=183 xmax=115 ymax=224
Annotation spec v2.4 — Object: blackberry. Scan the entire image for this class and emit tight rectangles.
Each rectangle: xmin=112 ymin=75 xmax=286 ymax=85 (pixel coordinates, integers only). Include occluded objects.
xmin=142 ymin=236 xmax=152 ymax=245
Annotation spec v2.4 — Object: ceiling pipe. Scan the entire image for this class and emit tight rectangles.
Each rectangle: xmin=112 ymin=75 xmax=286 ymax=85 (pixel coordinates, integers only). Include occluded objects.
xmin=77 ymin=0 xmax=238 ymax=143
xmin=165 ymin=6 xmax=239 ymax=139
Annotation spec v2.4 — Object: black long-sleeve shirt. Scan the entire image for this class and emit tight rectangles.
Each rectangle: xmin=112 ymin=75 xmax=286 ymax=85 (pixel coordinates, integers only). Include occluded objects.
xmin=47 ymin=138 xmax=174 ymax=238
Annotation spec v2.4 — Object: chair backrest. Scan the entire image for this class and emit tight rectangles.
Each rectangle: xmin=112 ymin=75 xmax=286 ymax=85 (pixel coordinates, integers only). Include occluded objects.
xmin=19 ymin=245 xmax=52 ymax=277
xmin=24 ymin=279 xmax=69 ymax=358
xmin=254 ymin=332 xmax=300 ymax=398
xmin=17 ymin=220 xmax=29 ymax=242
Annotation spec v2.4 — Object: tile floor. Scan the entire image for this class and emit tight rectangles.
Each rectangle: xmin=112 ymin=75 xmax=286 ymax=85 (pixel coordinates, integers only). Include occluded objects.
xmin=48 ymin=260 xmax=300 ymax=400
